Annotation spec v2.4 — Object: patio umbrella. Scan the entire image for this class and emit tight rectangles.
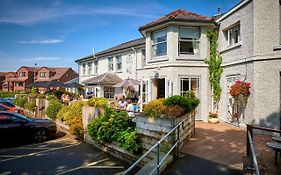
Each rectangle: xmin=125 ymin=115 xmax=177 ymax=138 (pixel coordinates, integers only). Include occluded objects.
xmin=112 ymin=78 xmax=140 ymax=88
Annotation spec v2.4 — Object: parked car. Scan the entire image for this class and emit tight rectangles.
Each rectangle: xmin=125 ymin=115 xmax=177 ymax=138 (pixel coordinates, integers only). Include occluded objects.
xmin=0 ymin=112 xmax=57 ymax=143
xmin=0 ymin=101 xmax=15 ymax=108
xmin=0 ymin=103 xmax=17 ymax=113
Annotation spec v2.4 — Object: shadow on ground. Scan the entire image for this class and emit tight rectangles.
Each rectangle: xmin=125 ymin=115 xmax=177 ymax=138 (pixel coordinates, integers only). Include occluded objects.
xmin=163 ymin=153 xmax=242 ymax=175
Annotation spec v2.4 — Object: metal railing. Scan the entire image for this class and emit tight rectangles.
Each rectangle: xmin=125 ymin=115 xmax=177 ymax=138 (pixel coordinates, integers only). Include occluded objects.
xmin=246 ymin=124 xmax=281 ymax=175
xmin=247 ymin=130 xmax=260 ymax=175
xmin=123 ymin=117 xmax=188 ymax=175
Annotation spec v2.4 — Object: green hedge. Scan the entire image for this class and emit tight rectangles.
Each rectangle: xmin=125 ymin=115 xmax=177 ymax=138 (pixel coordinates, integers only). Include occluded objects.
xmin=46 ymin=100 xmax=64 ymax=120
xmin=14 ymin=96 xmax=28 ymax=108
xmin=88 ymin=107 xmax=142 ymax=154
xmin=0 ymin=91 xmax=17 ymax=98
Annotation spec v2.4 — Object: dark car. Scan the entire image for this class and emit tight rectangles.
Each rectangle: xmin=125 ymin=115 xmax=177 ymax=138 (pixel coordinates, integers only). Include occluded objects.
xmin=0 ymin=112 xmax=57 ymax=143
xmin=0 ymin=101 xmax=15 ymax=108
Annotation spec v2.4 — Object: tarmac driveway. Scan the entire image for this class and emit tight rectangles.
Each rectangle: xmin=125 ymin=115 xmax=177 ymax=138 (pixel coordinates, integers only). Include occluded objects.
xmin=0 ymin=133 xmax=129 ymax=175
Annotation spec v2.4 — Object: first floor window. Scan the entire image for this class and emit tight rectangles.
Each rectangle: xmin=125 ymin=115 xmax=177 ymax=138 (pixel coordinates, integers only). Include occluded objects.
xmin=225 ymin=23 xmax=240 ymax=46
xmin=94 ymin=61 xmax=98 ymax=74
xmin=104 ymin=86 xmax=114 ymax=99
xmin=116 ymin=56 xmax=122 ymax=71
xmin=19 ymin=72 xmax=26 ymax=77
xmin=82 ymin=64 xmax=86 ymax=75
xmin=179 ymin=26 xmax=200 ymax=55
xmin=108 ymin=57 xmax=113 ymax=71
xmin=88 ymin=62 xmax=92 ymax=75
xmin=152 ymin=29 xmax=167 ymax=57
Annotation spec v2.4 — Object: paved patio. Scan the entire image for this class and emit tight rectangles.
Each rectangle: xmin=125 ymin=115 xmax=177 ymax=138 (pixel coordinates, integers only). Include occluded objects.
xmin=164 ymin=121 xmax=281 ymax=175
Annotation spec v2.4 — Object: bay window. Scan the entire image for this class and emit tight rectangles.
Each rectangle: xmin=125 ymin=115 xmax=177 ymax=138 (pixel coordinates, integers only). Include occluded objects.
xmin=152 ymin=29 xmax=167 ymax=57
xmin=179 ymin=27 xmax=200 ymax=55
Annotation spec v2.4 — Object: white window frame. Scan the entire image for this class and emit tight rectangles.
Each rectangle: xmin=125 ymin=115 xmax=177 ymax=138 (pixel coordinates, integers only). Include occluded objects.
xmin=82 ymin=64 xmax=86 ymax=75
xmin=108 ymin=57 xmax=114 ymax=71
xmin=19 ymin=72 xmax=26 ymax=77
xmin=178 ymin=26 xmax=200 ymax=55
xmin=116 ymin=55 xmax=122 ymax=72
xmin=40 ymin=72 xmax=47 ymax=78
xmin=103 ymin=86 xmax=115 ymax=99
xmin=225 ymin=23 xmax=240 ymax=47
xmin=179 ymin=76 xmax=200 ymax=96
xmin=94 ymin=61 xmax=98 ymax=74
xmin=152 ymin=29 xmax=167 ymax=58
xmin=88 ymin=62 xmax=92 ymax=75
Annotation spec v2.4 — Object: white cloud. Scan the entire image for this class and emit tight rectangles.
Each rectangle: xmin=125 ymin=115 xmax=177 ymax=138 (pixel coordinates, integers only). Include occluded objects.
xmin=17 ymin=39 xmax=63 ymax=44
xmin=0 ymin=2 xmax=164 ymax=25
xmin=19 ymin=57 xmax=63 ymax=62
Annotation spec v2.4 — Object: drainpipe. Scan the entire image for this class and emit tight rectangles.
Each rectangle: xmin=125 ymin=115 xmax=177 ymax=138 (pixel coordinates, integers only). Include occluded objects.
xmin=131 ymin=47 xmax=137 ymax=79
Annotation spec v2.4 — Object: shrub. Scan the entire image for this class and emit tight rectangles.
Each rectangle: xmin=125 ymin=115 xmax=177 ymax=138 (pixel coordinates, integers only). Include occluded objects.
xmin=88 ymin=107 xmax=142 ymax=154
xmin=14 ymin=96 xmax=28 ymax=108
xmin=87 ymin=97 xmax=109 ymax=108
xmin=46 ymin=95 xmax=57 ymax=101
xmin=143 ymin=98 xmax=166 ymax=118
xmin=184 ymin=91 xmax=200 ymax=112
xmin=46 ymin=100 xmax=64 ymax=120
xmin=0 ymin=91 xmax=16 ymax=98
xmin=164 ymin=105 xmax=185 ymax=118
xmin=163 ymin=95 xmax=190 ymax=111
xmin=56 ymin=101 xmax=86 ymax=138
xmin=24 ymin=99 xmax=36 ymax=112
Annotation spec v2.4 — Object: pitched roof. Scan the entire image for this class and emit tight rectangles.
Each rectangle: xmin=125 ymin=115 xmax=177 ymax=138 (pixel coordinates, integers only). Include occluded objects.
xmin=83 ymin=72 xmax=122 ymax=85
xmin=75 ymin=38 xmax=145 ymax=63
xmin=139 ymin=9 xmax=214 ymax=31
xmin=0 ymin=72 xmax=9 ymax=77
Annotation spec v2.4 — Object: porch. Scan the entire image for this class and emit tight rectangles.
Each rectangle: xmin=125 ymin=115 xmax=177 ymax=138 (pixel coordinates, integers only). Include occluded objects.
xmin=164 ymin=122 xmax=281 ymax=175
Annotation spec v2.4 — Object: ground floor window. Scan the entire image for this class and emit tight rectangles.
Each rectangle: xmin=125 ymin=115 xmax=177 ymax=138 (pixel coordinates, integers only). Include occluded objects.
xmin=180 ymin=77 xmax=200 ymax=96
xmin=104 ymin=86 xmax=115 ymax=99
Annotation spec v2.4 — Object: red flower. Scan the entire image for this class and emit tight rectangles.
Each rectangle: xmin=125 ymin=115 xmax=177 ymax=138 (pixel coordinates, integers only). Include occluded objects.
xmin=229 ymin=80 xmax=251 ymax=97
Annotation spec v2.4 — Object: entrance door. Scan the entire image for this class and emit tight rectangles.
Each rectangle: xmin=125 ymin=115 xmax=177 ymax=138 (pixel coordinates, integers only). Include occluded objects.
xmin=152 ymin=78 xmax=165 ymax=99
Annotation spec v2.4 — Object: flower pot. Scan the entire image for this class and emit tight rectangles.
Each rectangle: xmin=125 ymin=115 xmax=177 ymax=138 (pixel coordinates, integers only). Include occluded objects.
xmin=209 ymin=118 xmax=219 ymax=124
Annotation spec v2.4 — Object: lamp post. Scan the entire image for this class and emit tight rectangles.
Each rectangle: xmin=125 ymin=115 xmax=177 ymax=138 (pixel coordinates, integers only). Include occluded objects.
xmin=34 ymin=62 xmax=37 ymax=83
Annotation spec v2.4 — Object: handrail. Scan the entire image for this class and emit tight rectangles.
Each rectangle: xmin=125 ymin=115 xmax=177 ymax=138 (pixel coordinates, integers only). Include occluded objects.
xmin=247 ymin=124 xmax=281 ymax=134
xmin=122 ymin=117 xmax=188 ymax=175
xmin=247 ymin=131 xmax=260 ymax=175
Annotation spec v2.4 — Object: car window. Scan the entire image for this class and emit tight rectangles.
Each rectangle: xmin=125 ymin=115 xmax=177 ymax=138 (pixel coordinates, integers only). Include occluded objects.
xmin=0 ymin=114 xmax=25 ymax=124
xmin=0 ymin=114 xmax=12 ymax=124
xmin=0 ymin=105 xmax=8 ymax=111
xmin=0 ymin=102 xmax=15 ymax=107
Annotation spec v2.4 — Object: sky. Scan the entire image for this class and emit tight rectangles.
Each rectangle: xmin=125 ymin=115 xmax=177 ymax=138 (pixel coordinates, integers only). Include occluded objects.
xmin=0 ymin=0 xmax=240 ymax=72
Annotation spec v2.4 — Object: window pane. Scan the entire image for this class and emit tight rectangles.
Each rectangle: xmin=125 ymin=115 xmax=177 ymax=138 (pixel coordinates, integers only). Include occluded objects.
xmin=152 ymin=30 xmax=166 ymax=40
xmin=153 ymin=42 xmax=167 ymax=56
xmin=179 ymin=41 xmax=199 ymax=54
xmin=180 ymin=27 xmax=199 ymax=39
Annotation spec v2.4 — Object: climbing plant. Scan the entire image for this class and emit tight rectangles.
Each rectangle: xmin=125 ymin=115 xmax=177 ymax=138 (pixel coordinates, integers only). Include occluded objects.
xmin=206 ymin=30 xmax=223 ymax=112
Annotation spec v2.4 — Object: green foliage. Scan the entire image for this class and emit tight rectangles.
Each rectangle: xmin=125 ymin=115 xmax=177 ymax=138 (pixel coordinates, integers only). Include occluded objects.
xmin=184 ymin=91 xmax=200 ymax=111
xmin=46 ymin=95 xmax=57 ymax=101
xmin=206 ymin=30 xmax=223 ymax=107
xmin=87 ymin=107 xmax=142 ymax=154
xmin=117 ymin=127 xmax=142 ymax=154
xmin=56 ymin=101 xmax=86 ymax=138
xmin=142 ymin=98 xmax=166 ymax=118
xmin=0 ymin=91 xmax=17 ymax=98
xmin=46 ymin=100 xmax=64 ymax=120
xmin=24 ymin=99 xmax=36 ymax=112
xmin=14 ymin=96 xmax=28 ymax=108
xmin=87 ymin=97 xmax=109 ymax=108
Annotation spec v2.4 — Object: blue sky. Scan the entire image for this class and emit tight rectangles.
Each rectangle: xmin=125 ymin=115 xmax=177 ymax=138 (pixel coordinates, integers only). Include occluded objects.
xmin=0 ymin=0 xmax=240 ymax=72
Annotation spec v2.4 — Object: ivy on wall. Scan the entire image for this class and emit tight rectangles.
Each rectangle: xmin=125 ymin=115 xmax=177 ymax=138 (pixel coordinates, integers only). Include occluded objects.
xmin=206 ymin=30 xmax=223 ymax=112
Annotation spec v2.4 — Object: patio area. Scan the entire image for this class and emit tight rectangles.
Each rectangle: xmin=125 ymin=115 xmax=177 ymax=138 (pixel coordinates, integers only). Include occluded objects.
xmin=164 ymin=121 xmax=281 ymax=175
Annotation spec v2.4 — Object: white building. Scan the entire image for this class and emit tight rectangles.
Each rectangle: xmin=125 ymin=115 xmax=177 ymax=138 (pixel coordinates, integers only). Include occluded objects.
xmin=76 ymin=0 xmax=281 ymax=128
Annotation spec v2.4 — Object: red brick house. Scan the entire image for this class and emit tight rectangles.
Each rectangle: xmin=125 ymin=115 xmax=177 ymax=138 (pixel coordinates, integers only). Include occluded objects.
xmin=1 ymin=66 xmax=78 ymax=92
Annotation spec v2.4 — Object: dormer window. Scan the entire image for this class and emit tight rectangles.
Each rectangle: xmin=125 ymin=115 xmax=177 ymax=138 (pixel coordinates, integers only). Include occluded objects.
xmin=19 ymin=72 xmax=26 ymax=77
xmin=179 ymin=26 xmax=200 ymax=55
xmin=40 ymin=72 xmax=47 ymax=78
xmin=152 ymin=29 xmax=167 ymax=57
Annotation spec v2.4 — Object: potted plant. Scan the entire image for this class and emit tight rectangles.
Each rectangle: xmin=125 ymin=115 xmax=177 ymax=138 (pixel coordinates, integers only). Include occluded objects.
xmin=208 ymin=112 xmax=219 ymax=124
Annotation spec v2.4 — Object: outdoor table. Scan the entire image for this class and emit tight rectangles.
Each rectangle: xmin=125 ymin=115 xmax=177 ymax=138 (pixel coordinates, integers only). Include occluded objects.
xmin=272 ymin=136 xmax=281 ymax=143
xmin=266 ymin=142 xmax=281 ymax=164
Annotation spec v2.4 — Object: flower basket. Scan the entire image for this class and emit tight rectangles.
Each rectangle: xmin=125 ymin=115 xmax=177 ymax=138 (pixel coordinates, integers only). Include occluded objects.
xmin=208 ymin=112 xmax=219 ymax=124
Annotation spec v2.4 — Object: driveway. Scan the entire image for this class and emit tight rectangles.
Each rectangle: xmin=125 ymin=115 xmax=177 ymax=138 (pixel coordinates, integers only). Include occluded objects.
xmin=0 ymin=132 xmax=129 ymax=175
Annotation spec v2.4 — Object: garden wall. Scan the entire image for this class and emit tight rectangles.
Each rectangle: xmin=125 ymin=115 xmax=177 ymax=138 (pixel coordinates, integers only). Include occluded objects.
xmin=82 ymin=106 xmax=196 ymax=166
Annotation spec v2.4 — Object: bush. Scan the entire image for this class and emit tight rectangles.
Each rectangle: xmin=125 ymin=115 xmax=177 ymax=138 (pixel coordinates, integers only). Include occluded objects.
xmin=184 ymin=91 xmax=200 ymax=111
xmin=56 ymin=101 xmax=86 ymax=138
xmin=87 ymin=97 xmax=109 ymax=108
xmin=24 ymin=99 xmax=36 ymax=112
xmin=46 ymin=100 xmax=64 ymax=120
xmin=46 ymin=95 xmax=57 ymax=101
xmin=88 ymin=107 xmax=142 ymax=154
xmin=143 ymin=98 xmax=166 ymax=118
xmin=164 ymin=105 xmax=185 ymax=118
xmin=14 ymin=96 xmax=28 ymax=108
xmin=0 ymin=91 xmax=16 ymax=98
